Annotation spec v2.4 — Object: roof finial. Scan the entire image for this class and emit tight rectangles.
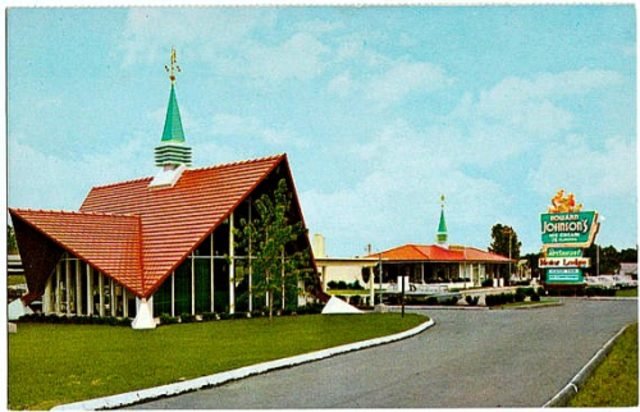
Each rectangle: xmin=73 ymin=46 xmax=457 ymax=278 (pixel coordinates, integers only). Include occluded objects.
xmin=164 ymin=47 xmax=181 ymax=84
xmin=436 ymin=194 xmax=448 ymax=246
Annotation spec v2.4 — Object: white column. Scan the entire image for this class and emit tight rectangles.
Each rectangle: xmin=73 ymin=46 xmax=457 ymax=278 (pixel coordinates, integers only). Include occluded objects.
xmin=110 ymin=279 xmax=116 ymax=317
xmin=132 ymin=296 xmax=156 ymax=330
xmin=123 ymin=289 xmax=128 ymax=318
xmin=191 ymin=252 xmax=195 ymax=315
xmin=43 ymin=274 xmax=53 ymax=314
xmin=214 ymin=232 xmax=215 ymax=313
xmin=98 ymin=272 xmax=105 ymax=317
xmin=65 ymin=259 xmax=71 ymax=315
xmin=421 ymin=264 xmax=425 ymax=284
xmin=75 ymin=260 xmax=82 ymax=316
xmin=86 ymin=264 xmax=93 ymax=316
xmin=369 ymin=266 xmax=374 ymax=307
xmin=229 ymin=214 xmax=235 ymax=314
xmin=171 ymin=272 xmax=175 ymax=317
xmin=55 ymin=262 xmax=61 ymax=313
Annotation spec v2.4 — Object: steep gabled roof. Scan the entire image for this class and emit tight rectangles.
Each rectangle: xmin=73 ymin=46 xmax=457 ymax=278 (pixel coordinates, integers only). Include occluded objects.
xmin=80 ymin=154 xmax=286 ymax=296
xmin=370 ymin=244 xmax=512 ymax=263
xmin=9 ymin=209 xmax=144 ymax=295
xmin=11 ymin=154 xmax=294 ymax=299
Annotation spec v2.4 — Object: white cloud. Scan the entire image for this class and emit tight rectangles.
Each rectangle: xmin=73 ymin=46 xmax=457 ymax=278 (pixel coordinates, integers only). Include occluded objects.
xmin=212 ymin=113 xmax=308 ymax=148
xmin=327 ymin=72 xmax=353 ymax=97
xmin=365 ymin=61 xmax=454 ymax=107
xmin=528 ymin=134 xmax=636 ymax=198
xmin=9 ymin=137 xmax=149 ymax=211
xmin=240 ymin=33 xmax=330 ymax=82
xmin=300 ymin=119 xmax=512 ymax=253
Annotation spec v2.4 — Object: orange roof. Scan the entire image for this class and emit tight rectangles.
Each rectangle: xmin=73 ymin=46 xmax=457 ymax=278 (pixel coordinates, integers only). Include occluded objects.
xmin=370 ymin=244 xmax=512 ymax=263
xmin=10 ymin=154 xmax=290 ymax=298
xmin=9 ymin=209 xmax=144 ymax=294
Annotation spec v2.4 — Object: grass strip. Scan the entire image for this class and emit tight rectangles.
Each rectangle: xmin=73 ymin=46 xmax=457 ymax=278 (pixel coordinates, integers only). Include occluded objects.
xmin=8 ymin=275 xmax=26 ymax=286
xmin=568 ymin=323 xmax=638 ymax=407
xmin=615 ymin=288 xmax=638 ymax=297
xmin=9 ymin=313 xmax=424 ymax=410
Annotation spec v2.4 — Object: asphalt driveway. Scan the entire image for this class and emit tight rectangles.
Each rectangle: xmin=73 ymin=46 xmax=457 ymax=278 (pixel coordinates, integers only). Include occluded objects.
xmin=132 ymin=298 xmax=637 ymax=408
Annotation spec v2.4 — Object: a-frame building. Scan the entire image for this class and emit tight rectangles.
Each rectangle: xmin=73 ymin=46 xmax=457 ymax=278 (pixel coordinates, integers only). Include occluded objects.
xmin=9 ymin=49 xmax=322 ymax=328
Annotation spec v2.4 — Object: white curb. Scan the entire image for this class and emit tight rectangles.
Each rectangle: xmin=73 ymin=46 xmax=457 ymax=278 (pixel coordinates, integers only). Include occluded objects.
xmin=542 ymin=323 xmax=630 ymax=407
xmin=52 ymin=317 xmax=434 ymax=410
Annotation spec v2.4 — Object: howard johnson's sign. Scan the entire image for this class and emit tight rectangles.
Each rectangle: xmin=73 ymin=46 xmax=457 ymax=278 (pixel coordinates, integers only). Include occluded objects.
xmin=540 ymin=191 xmax=599 ymax=285
xmin=540 ymin=211 xmax=599 ymax=250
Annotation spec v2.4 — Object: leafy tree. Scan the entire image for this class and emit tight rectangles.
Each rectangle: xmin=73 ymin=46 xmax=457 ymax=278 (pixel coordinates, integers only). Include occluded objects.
xmin=619 ymin=247 xmax=638 ymax=263
xmin=234 ymin=178 xmax=313 ymax=319
xmin=7 ymin=224 xmax=18 ymax=254
xmin=584 ymin=244 xmax=622 ymax=275
xmin=489 ymin=224 xmax=521 ymax=280
xmin=521 ymin=252 xmax=541 ymax=278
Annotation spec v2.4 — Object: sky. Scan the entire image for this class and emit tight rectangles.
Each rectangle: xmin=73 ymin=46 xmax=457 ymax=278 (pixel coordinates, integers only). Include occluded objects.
xmin=7 ymin=6 xmax=637 ymax=257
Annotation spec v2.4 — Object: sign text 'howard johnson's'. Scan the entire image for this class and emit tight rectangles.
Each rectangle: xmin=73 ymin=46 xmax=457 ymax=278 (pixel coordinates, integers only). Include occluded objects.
xmin=540 ymin=211 xmax=598 ymax=246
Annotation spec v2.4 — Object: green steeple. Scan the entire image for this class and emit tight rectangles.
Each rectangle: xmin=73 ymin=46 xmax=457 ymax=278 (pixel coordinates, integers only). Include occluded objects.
xmin=436 ymin=195 xmax=448 ymax=245
xmin=161 ymin=84 xmax=185 ymax=143
xmin=154 ymin=48 xmax=192 ymax=169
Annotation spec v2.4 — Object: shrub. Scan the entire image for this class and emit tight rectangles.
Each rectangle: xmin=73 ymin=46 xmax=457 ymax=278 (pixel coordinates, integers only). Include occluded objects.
xmin=485 ymin=294 xmax=497 ymax=307
xmin=515 ymin=292 xmax=526 ymax=303
xmin=201 ymin=312 xmax=217 ymax=321
xmin=517 ymin=287 xmax=535 ymax=297
xmin=531 ymin=293 xmax=541 ymax=302
xmin=336 ymin=281 xmax=348 ymax=290
xmin=350 ymin=295 xmax=362 ymax=306
xmin=218 ymin=312 xmax=231 ymax=320
xmin=232 ymin=311 xmax=249 ymax=319
xmin=426 ymin=296 xmax=439 ymax=305
xmin=537 ymin=287 xmax=546 ymax=296
xmin=250 ymin=310 xmax=265 ymax=318
xmin=350 ymin=280 xmax=364 ymax=290
xmin=327 ymin=281 xmax=338 ymax=290
xmin=482 ymin=278 xmax=493 ymax=288
xmin=442 ymin=296 xmax=459 ymax=306
xmin=159 ymin=313 xmax=178 ymax=325
xmin=465 ymin=295 xmax=479 ymax=306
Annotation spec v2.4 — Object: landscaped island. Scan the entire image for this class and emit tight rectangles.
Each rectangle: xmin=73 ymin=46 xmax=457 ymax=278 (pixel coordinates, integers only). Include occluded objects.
xmin=9 ymin=313 xmax=426 ymax=410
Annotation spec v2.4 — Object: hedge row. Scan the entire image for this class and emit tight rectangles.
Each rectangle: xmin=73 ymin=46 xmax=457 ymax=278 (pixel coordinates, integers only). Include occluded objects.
xmin=17 ymin=313 xmax=132 ymax=327
xmin=158 ymin=303 xmax=325 ymax=325
xmin=327 ymin=280 xmax=363 ymax=290
xmin=484 ymin=292 xmax=540 ymax=307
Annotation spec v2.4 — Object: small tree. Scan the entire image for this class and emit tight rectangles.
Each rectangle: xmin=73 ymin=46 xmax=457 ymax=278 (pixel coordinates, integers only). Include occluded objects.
xmin=234 ymin=178 xmax=313 ymax=319
xmin=7 ymin=224 xmax=18 ymax=254
xmin=489 ymin=224 xmax=521 ymax=281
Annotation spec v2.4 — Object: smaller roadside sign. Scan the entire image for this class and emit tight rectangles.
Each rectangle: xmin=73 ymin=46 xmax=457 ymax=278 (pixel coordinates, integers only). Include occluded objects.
xmin=547 ymin=248 xmax=582 ymax=258
xmin=539 ymin=257 xmax=590 ymax=269
xmin=546 ymin=268 xmax=584 ymax=284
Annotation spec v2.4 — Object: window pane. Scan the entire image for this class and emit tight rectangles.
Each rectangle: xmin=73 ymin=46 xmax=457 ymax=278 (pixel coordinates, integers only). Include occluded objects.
xmin=153 ymin=275 xmax=172 ymax=316
xmin=195 ymin=258 xmax=211 ymax=313
xmin=174 ymin=259 xmax=192 ymax=315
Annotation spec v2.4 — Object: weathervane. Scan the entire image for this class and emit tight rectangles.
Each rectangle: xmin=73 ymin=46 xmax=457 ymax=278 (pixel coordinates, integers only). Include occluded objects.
xmin=164 ymin=47 xmax=181 ymax=84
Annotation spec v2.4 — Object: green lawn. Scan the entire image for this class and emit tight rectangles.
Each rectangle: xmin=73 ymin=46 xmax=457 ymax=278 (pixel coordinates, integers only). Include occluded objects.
xmin=9 ymin=313 xmax=425 ymax=410
xmin=8 ymin=275 xmax=26 ymax=286
xmin=616 ymin=288 xmax=638 ymax=297
xmin=569 ymin=323 xmax=638 ymax=407
xmin=494 ymin=298 xmax=560 ymax=309
xmin=327 ymin=289 xmax=371 ymax=295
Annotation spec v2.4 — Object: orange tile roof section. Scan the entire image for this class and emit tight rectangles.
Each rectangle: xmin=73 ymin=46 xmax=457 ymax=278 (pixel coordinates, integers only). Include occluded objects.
xmin=370 ymin=244 xmax=512 ymax=263
xmin=11 ymin=154 xmax=289 ymax=298
xmin=9 ymin=209 xmax=144 ymax=294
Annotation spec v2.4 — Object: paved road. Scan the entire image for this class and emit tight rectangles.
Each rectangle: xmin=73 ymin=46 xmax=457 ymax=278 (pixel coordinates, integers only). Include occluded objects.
xmin=133 ymin=299 xmax=636 ymax=408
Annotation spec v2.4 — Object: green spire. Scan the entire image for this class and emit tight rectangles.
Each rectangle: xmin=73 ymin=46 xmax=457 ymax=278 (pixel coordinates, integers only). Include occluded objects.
xmin=154 ymin=48 xmax=191 ymax=168
xmin=436 ymin=195 xmax=448 ymax=245
xmin=161 ymin=84 xmax=185 ymax=143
